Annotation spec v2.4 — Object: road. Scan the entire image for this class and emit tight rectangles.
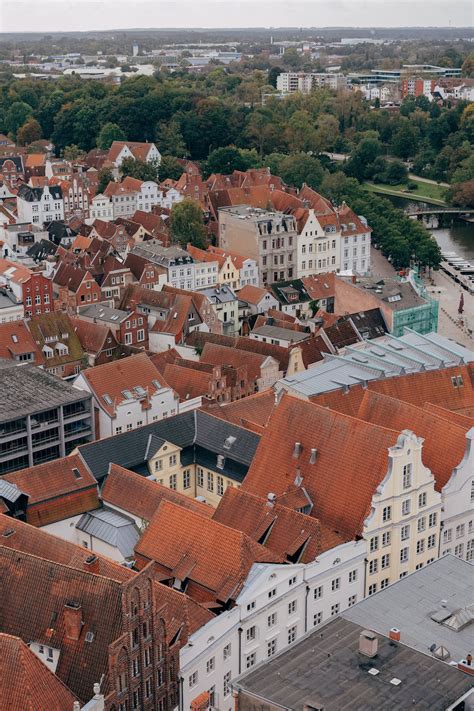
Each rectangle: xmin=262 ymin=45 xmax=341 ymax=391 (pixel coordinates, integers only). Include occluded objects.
xmin=408 ymin=174 xmax=450 ymax=188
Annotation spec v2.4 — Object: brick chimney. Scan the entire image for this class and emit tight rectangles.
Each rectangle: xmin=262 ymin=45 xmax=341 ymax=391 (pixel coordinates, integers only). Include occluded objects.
xmin=458 ymin=656 xmax=474 ymax=675
xmin=389 ymin=627 xmax=401 ymax=642
xmin=83 ymin=554 xmax=100 ymax=575
xmin=359 ymin=630 xmax=378 ymax=658
xmin=64 ymin=601 xmax=83 ymax=641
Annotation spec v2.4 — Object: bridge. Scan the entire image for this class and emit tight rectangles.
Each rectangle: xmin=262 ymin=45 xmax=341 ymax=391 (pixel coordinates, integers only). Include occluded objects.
xmin=405 ymin=208 xmax=474 ymax=217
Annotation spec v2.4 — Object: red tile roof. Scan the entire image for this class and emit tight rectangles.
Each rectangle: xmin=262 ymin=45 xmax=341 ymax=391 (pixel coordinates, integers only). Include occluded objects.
xmin=0 ymin=320 xmax=43 ymax=364
xmin=163 ymin=362 xmax=212 ymax=401
xmin=201 ymin=342 xmax=274 ymax=383
xmin=210 ymin=390 xmax=277 ymax=430
xmin=355 ymin=390 xmax=470 ymax=491
xmin=238 ymin=284 xmax=270 ymax=305
xmin=2 ymin=454 xmax=98 ymax=526
xmin=102 ymin=463 xmax=213 ymax=521
xmin=107 ymin=141 xmax=156 ymax=164
xmin=0 ymin=633 xmax=78 ymax=710
xmin=242 ymin=394 xmax=400 ymax=538
xmin=78 ymin=352 xmax=174 ymax=416
xmin=213 ymin=487 xmax=345 ymax=563
xmin=70 ymin=316 xmax=116 ymax=355
xmin=135 ymin=500 xmax=282 ymax=603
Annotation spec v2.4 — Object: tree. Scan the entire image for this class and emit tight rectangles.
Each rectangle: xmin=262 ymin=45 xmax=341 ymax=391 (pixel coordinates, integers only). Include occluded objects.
xmin=16 ymin=117 xmax=42 ymax=146
xmin=170 ymin=199 xmax=206 ymax=248
xmin=344 ymin=137 xmax=382 ymax=182
xmin=96 ymin=122 xmax=126 ymax=149
xmin=285 ymin=110 xmax=318 ymax=153
xmin=282 ymin=48 xmax=301 ymax=69
xmin=205 ymin=146 xmax=248 ymax=175
xmin=159 ymin=155 xmax=184 ymax=182
xmin=156 ymin=118 xmax=186 ymax=157
xmin=5 ymin=101 xmax=33 ymax=138
xmin=446 ymin=180 xmax=474 ymax=208
xmin=268 ymin=66 xmax=283 ymax=88
xmin=62 ymin=145 xmax=84 ymax=161
xmin=384 ymin=160 xmax=408 ymax=185
xmin=278 ymin=153 xmax=325 ymax=191
xmin=120 ymin=156 xmax=159 ymax=181
xmin=391 ymin=122 xmax=419 ymax=160
xmin=461 ymin=52 xmax=474 ymax=77
xmin=97 ymin=168 xmax=114 ymax=195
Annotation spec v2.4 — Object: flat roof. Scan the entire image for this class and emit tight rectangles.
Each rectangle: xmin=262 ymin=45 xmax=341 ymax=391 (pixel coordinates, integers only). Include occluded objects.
xmin=234 ymin=615 xmax=473 ymax=710
xmin=343 ymin=555 xmax=474 ymax=664
xmin=252 ymin=325 xmax=309 ymax=343
xmin=78 ymin=304 xmax=128 ymax=323
xmin=0 ymin=361 xmax=90 ymax=422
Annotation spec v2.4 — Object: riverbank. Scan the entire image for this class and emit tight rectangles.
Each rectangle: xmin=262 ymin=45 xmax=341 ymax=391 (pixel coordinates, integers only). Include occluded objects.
xmin=363 ymin=179 xmax=447 ymax=206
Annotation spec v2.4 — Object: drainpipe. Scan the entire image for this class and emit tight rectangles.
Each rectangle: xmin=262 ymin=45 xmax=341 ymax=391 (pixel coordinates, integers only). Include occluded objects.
xmin=304 ymin=585 xmax=310 ymax=633
xmin=363 ymin=557 xmax=368 ymax=598
xmin=178 ymin=675 xmax=184 ymax=711
xmin=238 ymin=627 xmax=242 ymax=675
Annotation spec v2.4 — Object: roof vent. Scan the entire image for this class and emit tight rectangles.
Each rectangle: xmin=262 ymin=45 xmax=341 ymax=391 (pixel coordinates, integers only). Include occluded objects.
xmin=293 ymin=441 xmax=302 ymax=458
xmin=359 ymin=630 xmax=378 ymax=658
xmin=390 ymin=678 xmax=402 ymax=686
xmin=2 ymin=528 xmax=15 ymax=538
xmin=294 ymin=468 xmax=303 ymax=487
xmin=309 ymin=448 xmax=317 ymax=464
xmin=216 ymin=454 xmax=225 ymax=470
xmin=267 ymin=492 xmax=276 ymax=508
xmin=389 ymin=628 xmax=400 ymax=642
xmin=432 ymin=645 xmax=450 ymax=660
xmin=223 ymin=435 xmax=236 ymax=450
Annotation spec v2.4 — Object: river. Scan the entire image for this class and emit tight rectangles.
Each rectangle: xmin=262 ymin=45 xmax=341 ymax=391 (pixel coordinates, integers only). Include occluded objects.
xmin=382 ymin=194 xmax=474 ymax=261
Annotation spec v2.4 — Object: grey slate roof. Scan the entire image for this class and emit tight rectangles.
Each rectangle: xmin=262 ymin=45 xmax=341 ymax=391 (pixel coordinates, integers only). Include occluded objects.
xmin=76 ymin=508 xmax=139 ymax=558
xmin=343 ymin=555 xmax=474 ymax=664
xmin=0 ymin=361 xmax=91 ymax=422
xmin=131 ymin=241 xmax=194 ymax=268
xmin=251 ymin=325 xmax=309 ymax=343
xmin=79 ymin=409 xmax=260 ymax=483
xmin=17 ymin=184 xmax=62 ymax=202
xmin=78 ymin=304 xmax=129 ymax=324
xmin=277 ymin=329 xmax=474 ymax=398
xmin=0 ymin=479 xmax=24 ymax=503
xmin=233 ymin=615 xmax=474 ymax=710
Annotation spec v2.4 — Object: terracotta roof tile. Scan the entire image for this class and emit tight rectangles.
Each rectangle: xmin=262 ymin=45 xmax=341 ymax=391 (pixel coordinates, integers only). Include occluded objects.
xmin=0 ymin=633 xmax=78 ymax=710
xmin=238 ymin=284 xmax=270 ymax=304
xmin=70 ymin=316 xmax=116 ymax=355
xmin=78 ymin=352 xmax=175 ymax=416
xmin=213 ymin=488 xmax=345 ymax=563
xmin=242 ymin=394 xmax=400 ymax=538
xmin=201 ymin=342 xmax=274 ymax=383
xmin=102 ymin=463 xmax=213 ymax=521
xmin=210 ymin=390 xmax=277 ymax=429
xmin=423 ymin=402 xmax=474 ymax=427
xmin=163 ymin=362 xmax=213 ymax=401
xmin=135 ymin=500 xmax=282 ymax=603
xmin=0 ymin=320 xmax=43 ymax=364
xmin=356 ymin=390 xmax=470 ymax=491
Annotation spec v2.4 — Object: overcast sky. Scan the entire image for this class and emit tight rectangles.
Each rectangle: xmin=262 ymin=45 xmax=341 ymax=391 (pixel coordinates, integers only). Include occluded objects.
xmin=0 ymin=0 xmax=471 ymax=33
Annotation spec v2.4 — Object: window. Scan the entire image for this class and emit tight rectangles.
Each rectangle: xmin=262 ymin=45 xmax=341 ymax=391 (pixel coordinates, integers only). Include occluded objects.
xmin=289 ymin=575 xmax=297 ymax=586
xmin=246 ymin=626 xmax=256 ymax=642
xmin=313 ymin=611 xmax=323 ymax=626
xmin=382 ymin=506 xmax=391 ymax=522
xmin=169 ymin=473 xmax=177 ymax=490
xmin=288 ymin=625 xmax=297 ymax=644
xmin=443 ymin=528 xmax=452 ymax=544
xmin=418 ymin=492 xmax=427 ymax=508
xmin=183 ymin=470 xmax=190 ymax=489
xmin=402 ymin=499 xmax=411 ymax=516
xmin=416 ymin=539 xmax=425 ymax=554
xmin=137 ymin=329 xmax=145 ymax=342
xmin=197 ymin=467 xmax=204 ymax=487
xmin=370 ymin=536 xmax=379 ymax=552
xmin=223 ymin=643 xmax=231 ymax=660
xmin=418 ymin=517 xmax=426 ymax=533
xmin=428 ymin=534 xmax=436 ymax=549
xmin=382 ymin=531 xmax=391 ymax=547
xmin=207 ymin=472 xmax=214 ymax=492
xmin=206 ymin=657 xmax=215 ymax=673
xmin=456 ymin=524 xmax=465 ymax=539
xmin=369 ymin=559 xmax=378 ymax=575
xmin=155 ymin=459 xmax=162 ymax=472
xmin=471 ymin=480 xmax=474 ymax=503
xmin=124 ymin=332 xmax=132 ymax=345
xmin=246 ymin=653 xmax=256 ymax=669
xmin=381 ymin=553 xmax=390 ymax=569
xmin=331 ymin=577 xmax=340 ymax=591
xmin=115 ymin=426 xmax=122 ymax=434
xmin=132 ymin=657 xmax=139 ymax=677
xmin=368 ymin=583 xmax=377 ymax=596
xmin=330 ymin=603 xmax=340 ymax=616
xmin=403 ymin=463 xmax=412 ymax=488
xmin=267 ymin=612 xmax=277 ymax=628
xmin=288 ymin=600 xmax=297 ymax=615
xmin=268 ymin=588 xmax=276 ymax=599
xmin=314 ymin=586 xmax=323 ymax=599
xmin=132 ymin=690 xmax=139 ymax=710
xmin=217 ymin=475 xmax=224 ymax=496
xmin=348 ymin=595 xmax=357 ymax=607
xmin=169 ymin=454 xmax=177 ymax=466
xmin=349 ymin=569 xmax=358 ymax=583
xmin=381 ymin=578 xmax=390 ymax=590
xmin=429 ymin=513 xmax=437 ymax=528
xmin=246 ymin=601 xmax=255 ymax=611
xmin=189 ymin=671 xmax=198 ymax=688
xmin=267 ymin=639 xmax=277 ymax=657
xmin=400 ymin=547 xmax=409 ymax=563
xmin=223 ymin=671 xmax=231 ymax=697
xmin=455 ymin=543 xmax=464 ymax=558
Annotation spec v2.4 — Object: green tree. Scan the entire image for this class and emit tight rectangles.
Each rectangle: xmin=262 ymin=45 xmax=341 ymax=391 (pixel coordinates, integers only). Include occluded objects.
xmin=345 ymin=137 xmax=382 ymax=181
xmin=461 ymin=52 xmax=474 ymax=77
xmin=278 ymin=153 xmax=325 ymax=190
xmin=96 ymin=122 xmax=126 ymax=149
xmin=159 ymin=155 xmax=184 ymax=181
xmin=170 ymin=198 xmax=206 ymax=248
xmin=285 ymin=110 xmax=318 ymax=153
xmin=5 ymin=100 xmax=33 ymax=137
xmin=385 ymin=160 xmax=408 ymax=184
xmin=282 ymin=48 xmax=301 ymax=69
xmin=156 ymin=118 xmax=187 ymax=156
xmin=205 ymin=146 xmax=248 ymax=175
xmin=391 ymin=122 xmax=419 ymax=160
xmin=62 ymin=144 xmax=84 ymax=161
xmin=268 ymin=66 xmax=283 ymax=88
xmin=446 ymin=180 xmax=474 ymax=208
xmin=120 ymin=156 xmax=159 ymax=181
xmin=16 ymin=117 xmax=42 ymax=146
xmin=97 ymin=168 xmax=114 ymax=195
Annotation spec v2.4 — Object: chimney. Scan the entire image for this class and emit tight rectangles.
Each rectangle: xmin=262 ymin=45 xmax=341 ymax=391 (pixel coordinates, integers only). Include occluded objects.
xmin=267 ymin=492 xmax=276 ymax=508
xmin=458 ymin=657 xmax=474 ymax=676
xmin=389 ymin=627 xmax=400 ymax=642
xmin=359 ymin=630 xmax=378 ymax=658
xmin=83 ymin=554 xmax=100 ymax=575
xmin=309 ymin=448 xmax=317 ymax=464
xmin=64 ymin=601 xmax=83 ymax=641
xmin=293 ymin=441 xmax=302 ymax=458
xmin=352 ymin=274 xmax=357 ymax=284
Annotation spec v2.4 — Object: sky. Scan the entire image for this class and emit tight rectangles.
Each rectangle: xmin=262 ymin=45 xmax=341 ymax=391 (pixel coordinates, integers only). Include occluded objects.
xmin=0 ymin=0 xmax=472 ymax=34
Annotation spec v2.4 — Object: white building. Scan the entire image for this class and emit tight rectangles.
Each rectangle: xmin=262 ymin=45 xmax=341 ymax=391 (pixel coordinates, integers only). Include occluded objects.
xmin=17 ymin=184 xmax=65 ymax=225
xmin=130 ymin=242 xmax=219 ymax=291
xmin=440 ymin=427 xmax=474 ymax=563
xmin=276 ymin=72 xmax=347 ymax=94
xmin=296 ymin=209 xmax=341 ymax=278
xmin=89 ymin=193 xmax=113 ymax=221
xmin=179 ymin=539 xmax=366 ymax=710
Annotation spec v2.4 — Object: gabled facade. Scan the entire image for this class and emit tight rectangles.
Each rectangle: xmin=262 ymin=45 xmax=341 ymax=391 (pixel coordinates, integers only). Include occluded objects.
xmin=17 ymin=183 xmax=64 ymax=225
xmin=0 ymin=258 xmax=53 ymax=319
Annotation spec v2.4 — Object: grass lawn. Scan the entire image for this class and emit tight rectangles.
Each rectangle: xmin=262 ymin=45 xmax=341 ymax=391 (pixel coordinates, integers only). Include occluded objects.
xmin=363 ymin=179 xmax=448 ymax=205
